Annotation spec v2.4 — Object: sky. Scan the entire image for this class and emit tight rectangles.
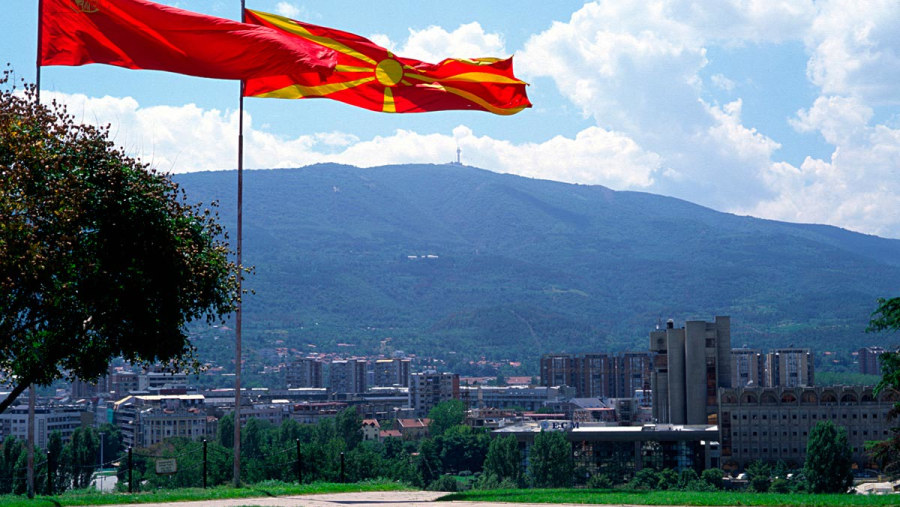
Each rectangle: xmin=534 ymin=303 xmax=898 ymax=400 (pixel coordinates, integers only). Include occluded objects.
xmin=4 ymin=1 xmax=900 ymax=238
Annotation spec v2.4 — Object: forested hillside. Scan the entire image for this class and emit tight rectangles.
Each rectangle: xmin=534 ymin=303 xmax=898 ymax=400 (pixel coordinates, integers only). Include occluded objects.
xmin=175 ymin=164 xmax=900 ymax=373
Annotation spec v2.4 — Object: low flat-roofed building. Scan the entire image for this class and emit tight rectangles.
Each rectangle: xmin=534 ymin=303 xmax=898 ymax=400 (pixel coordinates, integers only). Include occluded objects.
xmin=493 ymin=421 xmax=719 ymax=475
xmin=291 ymin=402 xmax=347 ymax=424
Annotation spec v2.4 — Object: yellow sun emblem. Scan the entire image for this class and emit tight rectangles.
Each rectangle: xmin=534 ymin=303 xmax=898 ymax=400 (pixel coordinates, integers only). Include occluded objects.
xmin=375 ymin=59 xmax=403 ymax=87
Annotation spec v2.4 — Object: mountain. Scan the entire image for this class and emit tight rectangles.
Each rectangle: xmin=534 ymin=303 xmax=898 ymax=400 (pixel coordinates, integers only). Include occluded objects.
xmin=174 ymin=163 xmax=900 ymax=373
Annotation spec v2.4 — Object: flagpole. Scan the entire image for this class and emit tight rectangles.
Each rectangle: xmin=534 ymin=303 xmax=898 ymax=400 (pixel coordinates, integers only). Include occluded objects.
xmin=29 ymin=1 xmax=43 ymax=499
xmin=233 ymin=0 xmax=245 ymax=488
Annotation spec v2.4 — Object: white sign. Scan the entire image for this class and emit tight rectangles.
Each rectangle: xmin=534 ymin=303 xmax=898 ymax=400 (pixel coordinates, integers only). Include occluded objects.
xmin=155 ymin=458 xmax=177 ymax=475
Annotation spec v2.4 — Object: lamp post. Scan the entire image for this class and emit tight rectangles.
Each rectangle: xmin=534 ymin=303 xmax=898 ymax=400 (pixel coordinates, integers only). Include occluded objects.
xmin=98 ymin=431 xmax=105 ymax=491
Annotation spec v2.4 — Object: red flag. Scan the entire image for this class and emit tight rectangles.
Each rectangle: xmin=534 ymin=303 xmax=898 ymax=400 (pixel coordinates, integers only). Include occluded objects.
xmin=242 ymin=9 xmax=531 ymax=115
xmin=40 ymin=0 xmax=335 ymax=81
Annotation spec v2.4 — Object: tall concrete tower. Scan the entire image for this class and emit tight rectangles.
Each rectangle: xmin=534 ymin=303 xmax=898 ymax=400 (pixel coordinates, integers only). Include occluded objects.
xmin=650 ymin=316 xmax=731 ymax=425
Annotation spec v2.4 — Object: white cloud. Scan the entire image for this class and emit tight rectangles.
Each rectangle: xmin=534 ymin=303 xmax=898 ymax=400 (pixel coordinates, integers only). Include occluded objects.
xmin=516 ymin=1 xmax=802 ymax=210
xmin=386 ymin=23 xmax=507 ymax=63
xmin=805 ymin=0 xmax=900 ymax=104
xmin=710 ymin=74 xmax=735 ymax=92
xmin=744 ymin=94 xmax=900 ymax=236
xmin=274 ymin=2 xmax=303 ymax=20
xmin=41 ymin=91 xmax=661 ymax=190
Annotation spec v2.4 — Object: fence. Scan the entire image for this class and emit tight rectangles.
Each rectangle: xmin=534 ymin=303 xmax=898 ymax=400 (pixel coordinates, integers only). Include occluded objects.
xmin=0 ymin=440 xmax=349 ymax=494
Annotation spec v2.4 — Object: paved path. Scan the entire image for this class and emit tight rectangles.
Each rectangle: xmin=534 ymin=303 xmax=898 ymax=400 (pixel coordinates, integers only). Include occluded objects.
xmin=75 ymin=490 xmax=446 ymax=506
xmin=67 ymin=490 xmax=640 ymax=507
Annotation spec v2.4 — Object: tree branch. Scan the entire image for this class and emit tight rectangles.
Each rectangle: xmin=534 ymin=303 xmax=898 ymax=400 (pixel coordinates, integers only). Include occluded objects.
xmin=0 ymin=377 xmax=34 ymax=414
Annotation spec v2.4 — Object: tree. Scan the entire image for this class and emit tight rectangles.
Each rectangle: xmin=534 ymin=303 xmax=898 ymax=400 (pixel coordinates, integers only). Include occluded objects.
xmin=630 ymin=467 xmax=659 ymax=490
xmin=700 ymin=468 xmax=724 ymax=490
xmin=865 ymin=297 xmax=900 ymax=477
xmin=0 ymin=435 xmax=24 ymax=494
xmin=804 ymin=420 xmax=853 ymax=493
xmin=746 ymin=460 xmax=771 ymax=492
xmin=63 ymin=426 xmax=100 ymax=489
xmin=437 ymin=425 xmax=489 ymax=474
xmin=336 ymin=406 xmax=362 ymax=450
xmin=0 ymin=74 xmax=239 ymax=412
xmin=483 ymin=434 xmax=523 ymax=485
xmin=427 ymin=400 xmax=466 ymax=438
xmin=217 ymin=413 xmax=234 ymax=448
xmin=528 ymin=430 xmax=573 ymax=488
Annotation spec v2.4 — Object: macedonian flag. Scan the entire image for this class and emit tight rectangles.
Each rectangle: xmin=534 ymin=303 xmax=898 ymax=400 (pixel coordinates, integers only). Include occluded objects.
xmin=243 ymin=9 xmax=531 ymax=115
xmin=40 ymin=0 xmax=335 ymax=81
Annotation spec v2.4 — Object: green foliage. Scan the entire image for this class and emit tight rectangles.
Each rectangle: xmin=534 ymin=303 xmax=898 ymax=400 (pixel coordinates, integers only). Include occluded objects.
xmin=173 ymin=162 xmax=900 ymax=376
xmin=746 ymin=460 xmax=771 ymax=492
xmin=217 ymin=413 xmax=234 ymax=449
xmin=427 ymin=474 xmax=459 ymax=492
xmin=700 ymin=468 xmax=724 ymax=490
xmin=804 ymin=421 xmax=853 ymax=494
xmin=443 ymin=487 xmax=900 ymax=506
xmin=656 ymin=468 xmax=679 ymax=490
xmin=435 ymin=425 xmax=489 ymax=475
xmin=770 ymin=477 xmax=791 ymax=493
xmin=630 ymin=467 xmax=659 ymax=490
xmin=528 ymin=431 xmax=573 ymax=488
xmin=0 ymin=435 xmax=24 ymax=494
xmin=65 ymin=426 xmax=100 ymax=489
xmin=336 ymin=407 xmax=363 ymax=451
xmin=814 ymin=371 xmax=881 ymax=387
xmin=483 ymin=435 xmax=522 ymax=486
xmin=426 ymin=400 xmax=466 ymax=438
xmin=47 ymin=431 xmax=67 ymax=494
xmin=0 ymin=74 xmax=239 ymax=412
xmin=586 ymin=472 xmax=614 ymax=489
xmin=678 ymin=468 xmax=699 ymax=490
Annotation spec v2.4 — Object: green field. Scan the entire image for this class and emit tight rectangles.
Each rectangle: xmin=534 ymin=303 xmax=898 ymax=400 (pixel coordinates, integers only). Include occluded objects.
xmin=439 ymin=488 xmax=898 ymax=506
xmin=0 ymin=480 xmax=410 ymax=507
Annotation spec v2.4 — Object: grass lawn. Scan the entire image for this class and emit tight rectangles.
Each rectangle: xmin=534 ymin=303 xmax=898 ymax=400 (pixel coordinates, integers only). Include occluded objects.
xmin=439 ymin=488 xmax=899 ymax=506
xmin=0 ymin=480 xmax=410 ymax=507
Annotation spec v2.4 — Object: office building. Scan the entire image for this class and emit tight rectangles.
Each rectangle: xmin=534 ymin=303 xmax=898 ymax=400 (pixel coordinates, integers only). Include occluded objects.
xmin=0 ymin=404 xmax=91 ymax=449
xmin=731 ymin=349 xmax=764 ymax=387
xmin=859 ymin=346 xmax=886 ymax=376
xmin=650 ymin=316 xmax=732 ymax=425
xmin=409 ymin=372 xmax=459 ymax=417
xmin=540 ymin=354 xmax=578 ymax=390
xmin=540 ymin=352 xmax=652 ymax=401
xmin=765 ymin=348 xmax=813 ymax=387
xmin=285 ymin=357 xmax=324 ymax=388
xmin=718 ymin=385 xmax=898 ymax=469
xmin=329 ymin=359 xmax=367 ymax=394
xmin=373 ymin=358 xmax=411 ymax=387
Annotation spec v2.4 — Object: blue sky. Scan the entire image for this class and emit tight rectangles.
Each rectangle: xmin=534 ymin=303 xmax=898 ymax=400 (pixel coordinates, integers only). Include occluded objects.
xmin=5 ymin=1 xmax=900 ymax=238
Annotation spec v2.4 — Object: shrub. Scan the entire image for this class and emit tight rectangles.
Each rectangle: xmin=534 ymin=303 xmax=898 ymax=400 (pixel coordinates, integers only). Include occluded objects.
xmin=428 ymin=474 xmax=459 ymax=492
xmin=587 ymin=473 xmax=614 ymax=489
xmin=700 ymin=468 xmax=724 ymax=489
